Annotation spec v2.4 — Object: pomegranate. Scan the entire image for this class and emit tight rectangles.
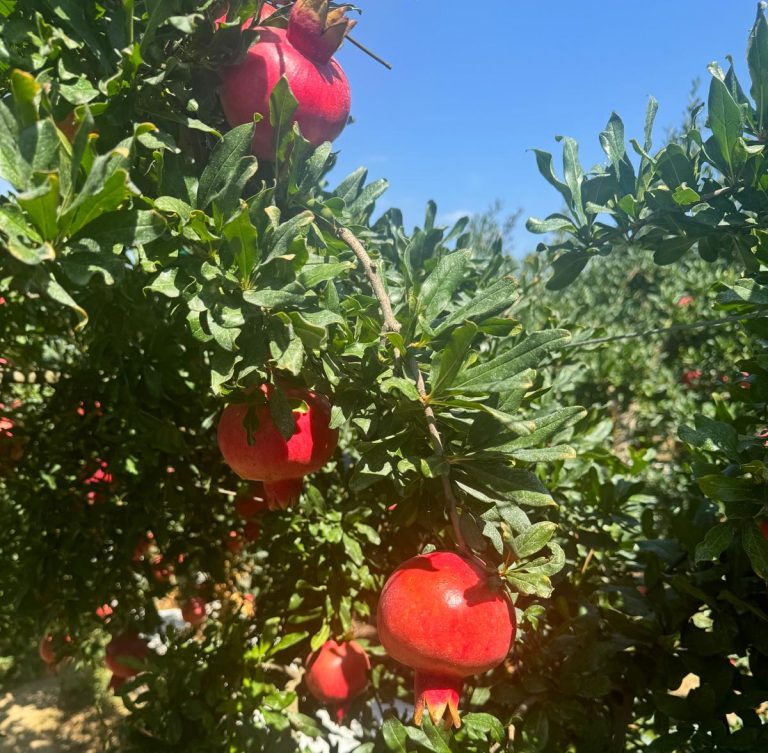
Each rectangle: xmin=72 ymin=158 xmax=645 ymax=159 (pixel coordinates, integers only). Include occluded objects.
xmin=39 ymin=634 xmax=71 ymax=665
xmin=760 ymin=520 xmax=768 ymax=540
xmin=234 ymin=483 xmax=268 ymax=519
xmin=105 ymin=633 xmax=149 ymax=678
xmin=181 ymin=597 xmax=207 ymax=627
xmin=217 ymin=383 xmax=338 ymax=503
xmin=305 ymin=639 xmax=370 ymax=721
xmin=377 ymin=551 xmax=515 ymax=728
xmin=219 ymin=0 xmax=354 ymax=160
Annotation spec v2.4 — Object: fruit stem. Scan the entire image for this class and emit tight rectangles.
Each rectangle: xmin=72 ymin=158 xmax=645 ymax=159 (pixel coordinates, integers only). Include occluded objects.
xmin=336 ymin=225 xmax=472 ymax=557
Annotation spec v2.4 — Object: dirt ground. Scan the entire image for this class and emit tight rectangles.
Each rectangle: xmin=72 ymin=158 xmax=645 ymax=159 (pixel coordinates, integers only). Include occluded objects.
xmin=0 ymin=676 xmax=117 ymax=753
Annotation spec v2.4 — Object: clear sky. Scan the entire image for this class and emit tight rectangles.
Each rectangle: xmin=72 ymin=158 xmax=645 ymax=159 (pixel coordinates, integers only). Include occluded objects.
xmin=0 ymin=2 xmax=758 ymax=254
xmin=331 ymin=0 xmax=758 ymax=251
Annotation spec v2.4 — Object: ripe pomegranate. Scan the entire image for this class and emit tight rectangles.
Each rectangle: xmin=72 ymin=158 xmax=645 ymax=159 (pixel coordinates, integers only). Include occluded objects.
xmin=219 ymin=0 xmax=355 ymax=160
xmin=217 ymin=383 xmax=338 ymax=505
xmin=305 ymin=639 xmax=370 ymax=721
xmin=181 ymin=597 xmax=207 ymax=627
xmin=105 ymin=633 xmax=149 ymax=678
xmin=39 ymin=634 xmax=71 ymax=665
xmin=377 ymin=551 xmax=515 ymax=728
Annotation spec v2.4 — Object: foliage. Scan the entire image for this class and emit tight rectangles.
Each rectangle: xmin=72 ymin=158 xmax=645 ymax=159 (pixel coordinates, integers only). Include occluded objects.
xmin=1 ymin=1 xmax=767 ymax=752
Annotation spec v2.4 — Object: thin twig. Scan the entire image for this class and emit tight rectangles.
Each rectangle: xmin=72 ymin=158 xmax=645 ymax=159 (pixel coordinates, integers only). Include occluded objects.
xmin=346 ymin=34 xmax=393 ymax=70
xmin=336 ymin=225 xmax=469 ymax=553
xmin=562 ymin=311 xmax=761 ymax=350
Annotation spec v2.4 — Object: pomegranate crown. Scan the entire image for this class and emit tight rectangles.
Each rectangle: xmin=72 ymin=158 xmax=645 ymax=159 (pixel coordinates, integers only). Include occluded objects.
xmin=288 ymin=0 xmax=356 ymax=63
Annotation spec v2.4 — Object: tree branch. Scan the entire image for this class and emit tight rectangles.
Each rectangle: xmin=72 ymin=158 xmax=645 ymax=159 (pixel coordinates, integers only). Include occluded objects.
xmin=336 ymin=225 xmax=469 ymax=553
xmin=562 ymin=311 xmax=761 ymax=350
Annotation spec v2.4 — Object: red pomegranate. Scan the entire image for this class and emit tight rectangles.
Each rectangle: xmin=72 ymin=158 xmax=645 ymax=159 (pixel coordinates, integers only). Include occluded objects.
xmin=377 ymin=551 xmax=515 ymax=728
xmin=234 ymin=483 xmax=269 ymax=519
xmin=105 ymin=633 xmax=149 ymax=678
xmin=181 ymin=597 xmax=207 ymax=627
xmin=217 ymin=383 xmax=338 ymax=504
xmin=760 ymin=520 xmax=768 ymax=540
xmin=305 ymin=639 xmax=370 ymax=721
xmin=39 ymin=634 xmax=71 ymax=665
xmin=219 ymin=0 xmax=354 ymax=160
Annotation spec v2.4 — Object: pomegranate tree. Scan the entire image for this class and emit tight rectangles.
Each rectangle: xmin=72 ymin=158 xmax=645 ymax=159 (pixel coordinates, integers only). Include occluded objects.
xmin=217 ymin=383 xmax=338 ymax=507
xmin=304 ymin=639 xmax=370 ymax=721
xmin=219 ymin=0 xmax=354 ymax=159
xmin=377 ymin=551 xmax=515 ymax=728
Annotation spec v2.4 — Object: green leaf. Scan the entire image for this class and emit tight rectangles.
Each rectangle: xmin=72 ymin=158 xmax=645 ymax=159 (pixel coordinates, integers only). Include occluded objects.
xmin=270 ymin=76 xmax=299 ymax=160
xmin=243 ymin=287 xmax=305 ymax=308
xmin=75 ymin=209 xmax=167 ymax=246
xmin=743 ymin=522 xmax=768 ymax=581
xmin=525 ymin=215 xmax=577 ymax=234
xmin=697 ymin=475 xmax=756 ymax=503
xmin=430 ymin=322 xmax=478 ymax=397
xmin=39 ymin=271 xmax=88 ymax=330
xmin=599 ymin=112 xmax=627 ymax=179
xmin=196 ymin=123 xmax=258 ymax=211
xmin=0 ymin=99 xmax=23 ymax=187
xmin=269 ymin=385 xmax=297 ymax=441
xmin=462 ymin=713 xmax=505 ymax=743
xmin=419 ymin=250 xmax=470 ymax=324
xmin=531 ymin=149 xmax=572 ymax=208
xmin=146 ymin=268 xmax=181 ymax=298
xmin=707 ymin=75 xmax=743 ymax=174
xmin=513 ymin=522 xmax=557 ymax=558
xmin=435 ymin=277 xmax=518 ymax=334
xmin=546 ymin=251 xmax=591 ymax=290
xmin=266 ymin=211 xmax=313 ymax=261
xmin=748 ymin=5 xmax=768 ymax=133
xmin=695 ymin=523 xmax=735 ymax=564
xmin=454 ymin=330 xmax=570 ymax=393
xmin=299 ymin=260 xmax=354 ymax=288
xmin=16 ymin=174 xmax=60 ymax=242
xmin=381 ymin=717 xmax=408 ymax=753
xmin=310 ymin=622 xmax=330 ymax=652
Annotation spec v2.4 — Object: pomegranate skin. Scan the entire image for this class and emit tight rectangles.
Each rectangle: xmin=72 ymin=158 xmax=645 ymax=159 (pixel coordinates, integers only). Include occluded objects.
xmin=219 ymin=8 xmax=351 ymax=160
xmin=377 ymin=551 xmax=514 ymax=727
xmin=305 ymin=640 xmax=370 ymax=720
xmin=39 ymin=634 xmax=71 ymax=665
xmin=217 ymin=385 xmax=338 ymax=484
xmin=105 ymin=633 xmax=149 ymax=679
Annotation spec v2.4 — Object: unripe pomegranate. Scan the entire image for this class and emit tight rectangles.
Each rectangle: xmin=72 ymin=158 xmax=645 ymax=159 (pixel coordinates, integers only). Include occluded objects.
xmin=181 ymin=597 xmax=207 ymax=627
xmin=39 ymin=634 xmax=71 ymax=665
xmin=105 ymin=633 xmax=149 ymax=678
xmin=219 ymin=0 xmax=355 ymax=160
xmin=305 ymin=639 xmax=370 ymax=721
xmin=217 ymin=384 xmax=338 ymax=498
xmin=377 ymin=551 xmax=515 ymax=728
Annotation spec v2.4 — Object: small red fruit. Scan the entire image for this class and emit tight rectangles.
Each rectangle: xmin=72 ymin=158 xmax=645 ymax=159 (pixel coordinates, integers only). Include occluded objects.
xmin=217 ymin=384 xmax=338 ymax=492
xmin=225 ymin=529 xmax=244 ymax=554
xmin=181 ymin=597 xmax=207 ymax=627
xmin=681 ymin=369 xmax=703 ymax=387
xmin=150 ymin=554 xmax=173 ymax=584
xmin=39 ymin=634 xmax=71 ymax=665
xmin=219 ymin=0 xmax=354 ymax=160
xmin=377 ymin=551 xmax=515 ymax=728
xmin=105 ymin=633 xmax=149 ymax=678
xmin=677 ymin=295 xmax=694 ymax=307
xmin=305 ymin=639 xmax=370 ymax=722
xmin=96 ymin=602 xmax=115 ymax=621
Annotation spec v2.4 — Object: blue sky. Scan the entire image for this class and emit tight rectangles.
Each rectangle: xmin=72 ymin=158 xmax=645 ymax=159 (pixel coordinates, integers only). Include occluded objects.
xmin=1 ymin=2 xmax=757 ymax=253
xmin=331 ymin=0 xmax=758 ymax=251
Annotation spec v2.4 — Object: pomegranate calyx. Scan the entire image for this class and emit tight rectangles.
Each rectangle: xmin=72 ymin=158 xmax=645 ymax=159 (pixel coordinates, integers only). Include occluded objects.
xmin=414 ymin=671 xmax=463 ymax=729
xmin=264 ymin=477 xmax=303 ymax=509
xmin=288 ymin=0 xmax=356 ymax=64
